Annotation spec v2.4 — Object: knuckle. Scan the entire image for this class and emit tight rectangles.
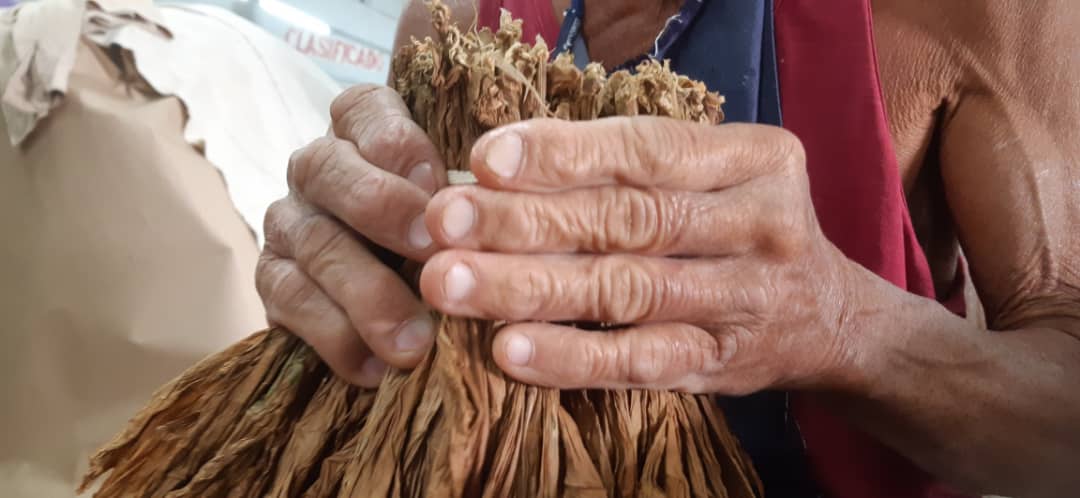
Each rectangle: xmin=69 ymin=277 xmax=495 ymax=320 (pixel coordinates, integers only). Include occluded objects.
xmin=584 ymin=341 xmax=620 ymax=384
xmin=263 ymin=198 xmax=296 ymax=252
xmin=624 ymin=334 xmax=671 ymax=385
xmin=523 ymin=195 xmax=588 ymax=251
xmin=629 ymin=118 xmax=696 ymax=182
xmin=259 ymin=258 xmax=317 ymax=322
xmin=592 ymin=258 xmax=662 ymax=322
xmin=357 ymin=115 xmax=417 ymax=165
xmin=502 ymin=267 xmax=554 ymax=320
xmin=730 ymin=280 xmax=776 ymax=320
xmin=254 ymin=253 xmax=276 ymax=301
xmin=759 ymin=202 xmax=812 ymax=258
xmin=522 ymin=197 xmax=556 ymax=248
xmin=294 ymin=214 xmax=350 ymax=275
xmin=341 ymin=165 xmax=389 ymax=220
xmin=617 ymin=118 xmax=664 ymax=179
xmin=288 ymin=137 xmax=346 ymax=194
xmin=330 ymin=84 xmax=385 ymax=124
xmin=683 ymin=328 xmax=728 ymax=377
xmin=345 ymin=279 xmax=398 ymax=338
xmin=767 ymin=127 xmax=806 ymax=174
xmin=601 ymin=188 xmax=668 ymax=252
xmin=540 ymin=120 xmax=606 ymax=186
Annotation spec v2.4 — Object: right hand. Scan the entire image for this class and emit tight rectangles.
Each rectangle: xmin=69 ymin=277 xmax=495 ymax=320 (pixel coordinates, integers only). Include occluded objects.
xmin=256 ymin=84 xmax=447 ymax=387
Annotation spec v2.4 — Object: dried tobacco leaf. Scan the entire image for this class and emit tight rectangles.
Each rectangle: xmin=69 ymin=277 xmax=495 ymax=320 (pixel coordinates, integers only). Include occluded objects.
xmin=80 ymin=2 xmax=758 ymax=497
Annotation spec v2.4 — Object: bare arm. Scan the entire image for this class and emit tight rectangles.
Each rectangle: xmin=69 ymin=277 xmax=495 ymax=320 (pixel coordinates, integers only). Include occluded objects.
xmin=839 ymin=2 xmax=1080 ymax=495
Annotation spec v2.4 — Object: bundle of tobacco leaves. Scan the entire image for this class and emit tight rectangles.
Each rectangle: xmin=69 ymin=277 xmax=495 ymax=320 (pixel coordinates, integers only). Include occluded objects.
xmin=79 ymin=2 xmax=760 ymax=497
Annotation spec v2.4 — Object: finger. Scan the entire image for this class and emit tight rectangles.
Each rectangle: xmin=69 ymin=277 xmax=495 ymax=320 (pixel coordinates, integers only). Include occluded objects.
xmin=491 ymin=322 xmax=730 ymax=391
xmin=264 ymin=196 xmax=435 ymax=369
xmin=419 ymin=251 xmax=763 ymax=324
xmin=287 ymin=137 xmax=436 ymax=261
xmin=255 ymin=253 xmax=386 ymax=387
xmin=330 ymin=84 xmax=446 ymax=193
xmin=426 ymin=184 xmax=781 ymax=256
xmin=468 ymin=118 xmax=804 ymax=193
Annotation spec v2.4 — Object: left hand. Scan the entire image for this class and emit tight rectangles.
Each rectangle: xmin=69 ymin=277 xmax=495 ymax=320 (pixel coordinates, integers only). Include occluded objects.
xmin=419 ymin=117 xmax=868 ymax=395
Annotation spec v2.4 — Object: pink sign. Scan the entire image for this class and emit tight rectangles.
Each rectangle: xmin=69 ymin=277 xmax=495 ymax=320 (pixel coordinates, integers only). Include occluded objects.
xmin=284 ymin=28 xmax=386 ymax=72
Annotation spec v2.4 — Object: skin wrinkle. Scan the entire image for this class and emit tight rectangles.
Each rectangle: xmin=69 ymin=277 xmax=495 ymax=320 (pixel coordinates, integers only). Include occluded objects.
xmin=588 ymin=336 xmax=621 ymax=384
xmin=673 ymin=191 xmax=714 ymax=256
xmin=348 ymin=167 xmax=395 ymax=225
xmin=523 ymin=191 xmax=554 ymax=251
xmin=261 ymin=257 xmax=319 ymax=325
xmin=511 ymin=266 xmax=552 ymax=320
xmin=871 ymin=0 xmax=961 ymax=192
xmin=609 ymin=187 xmax=663 ymax=253
xmin=626 ymin=119 xmax=679 ymax=185
xmin=359 ymin=115 xmax=415 ymax=165
xmin=594 ymin=257 xmax=662 ymax=323
xmin=624 ymin=331 xmax=666 ymax=385
xmin=287 ymin=137 xmax=338 ymax=195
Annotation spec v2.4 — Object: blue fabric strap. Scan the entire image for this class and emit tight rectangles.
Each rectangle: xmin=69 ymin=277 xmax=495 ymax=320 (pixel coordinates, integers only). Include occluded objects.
xmin=665 ymin=0 xmax=775 ymax=125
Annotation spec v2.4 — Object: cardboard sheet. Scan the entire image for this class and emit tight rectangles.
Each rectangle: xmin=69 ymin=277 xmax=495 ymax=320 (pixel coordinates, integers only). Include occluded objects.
xmin=101 ymin=2 xmax=343 ymax=245
xmin=0 ymin=1 xmax=341 ymax=496
xmin=0 ymin=38 xmax=266 ymax=497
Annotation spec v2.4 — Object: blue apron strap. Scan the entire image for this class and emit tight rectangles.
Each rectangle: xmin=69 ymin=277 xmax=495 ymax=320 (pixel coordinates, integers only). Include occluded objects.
xmin=570 ymin=35 xmax=590 ymax=70
xmin=758 ymin=0 xmax=782 ymax=127
xmin=555 ymin=0 xmax=590 ymax=69
xmin=667 ymin=0 xmax=771 ymax=125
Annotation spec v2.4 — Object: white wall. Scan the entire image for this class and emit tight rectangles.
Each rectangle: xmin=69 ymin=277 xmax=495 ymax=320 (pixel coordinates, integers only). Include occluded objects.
xmin=363 ymin=0 xmax=406 ymax=18
xmin=165 ymin=0 xmax=409 ymax=86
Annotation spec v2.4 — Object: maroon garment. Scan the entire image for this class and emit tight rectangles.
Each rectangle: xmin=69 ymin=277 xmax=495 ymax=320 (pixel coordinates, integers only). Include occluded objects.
xmin=773 ymin=2 xmax=964 ymax=497
xmin=478 ymin=1 xmax=971 ymax=497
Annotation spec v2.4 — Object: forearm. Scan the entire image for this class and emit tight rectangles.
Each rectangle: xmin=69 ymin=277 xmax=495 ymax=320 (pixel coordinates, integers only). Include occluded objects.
xmin=836 ymin=271 xmax=1080 ymax=497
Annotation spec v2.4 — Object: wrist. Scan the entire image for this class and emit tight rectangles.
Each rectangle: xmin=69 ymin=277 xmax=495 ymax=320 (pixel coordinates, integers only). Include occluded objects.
xmin=822 ymin=255 xmax=925 ymax=398
xmin=827 ymin=257 xmax=984 ymax=404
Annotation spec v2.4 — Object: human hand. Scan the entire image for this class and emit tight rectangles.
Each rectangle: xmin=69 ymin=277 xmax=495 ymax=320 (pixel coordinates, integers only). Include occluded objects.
xmin=419 ymin=117 xmax=869 ymax=394
xmin=256 ymin=85 xmax=446 ymax=387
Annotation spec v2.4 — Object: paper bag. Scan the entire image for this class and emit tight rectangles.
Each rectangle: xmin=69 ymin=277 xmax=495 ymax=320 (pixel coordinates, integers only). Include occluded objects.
xmin=0 ymin=39 xmax=267 ymax=497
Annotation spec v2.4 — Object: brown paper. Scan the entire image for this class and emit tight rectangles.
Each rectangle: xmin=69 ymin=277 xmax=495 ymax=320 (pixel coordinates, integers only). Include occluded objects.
xmin=0 ymin=39 xmax=266 ymax=497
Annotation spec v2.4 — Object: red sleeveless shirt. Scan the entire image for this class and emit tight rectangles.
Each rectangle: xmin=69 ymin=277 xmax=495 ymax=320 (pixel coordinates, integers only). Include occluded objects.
xmin=477 ymin=1 xmax=970 ymax=497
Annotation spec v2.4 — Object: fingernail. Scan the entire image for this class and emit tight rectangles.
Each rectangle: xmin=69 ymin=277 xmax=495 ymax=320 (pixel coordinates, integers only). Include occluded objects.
xmin=361 ymin=356 xmax=388 ymax=380
xmin=444 ymin=263 xmax=475 ymax=302
xmin=485 ymin=132 xmax=523 ymax=179
xmin=408 ymin=213 xmax=432 ymax=249
xmin=442 ymin=197 xmax=475 ymax=240
xmin=504 ymin=333 xmax=533 ymax=366
xmin=395 ymin=316 xmax=434 ymax=352
xmin=407 ymin=162 xmax=437 ymax=194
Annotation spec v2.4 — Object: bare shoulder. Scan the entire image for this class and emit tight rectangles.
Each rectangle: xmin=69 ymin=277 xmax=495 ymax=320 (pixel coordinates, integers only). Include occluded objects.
xmin=869 ymin=0 xmax=1079 ymax=299
xmin=944 ymin=0 xmax=1077 ymax=91
xmin=870 ymin=0 xmax=1078 ymax=182
xmin=874 ymin=0 xmax=1078 ymax=97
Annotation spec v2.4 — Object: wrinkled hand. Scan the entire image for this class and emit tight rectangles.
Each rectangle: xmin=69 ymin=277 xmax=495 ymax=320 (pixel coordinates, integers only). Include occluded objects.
xmin=256 ymin=85 xmax=447 ymax=387
xmin=420 ymin=118 xmax=865 ymax=394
